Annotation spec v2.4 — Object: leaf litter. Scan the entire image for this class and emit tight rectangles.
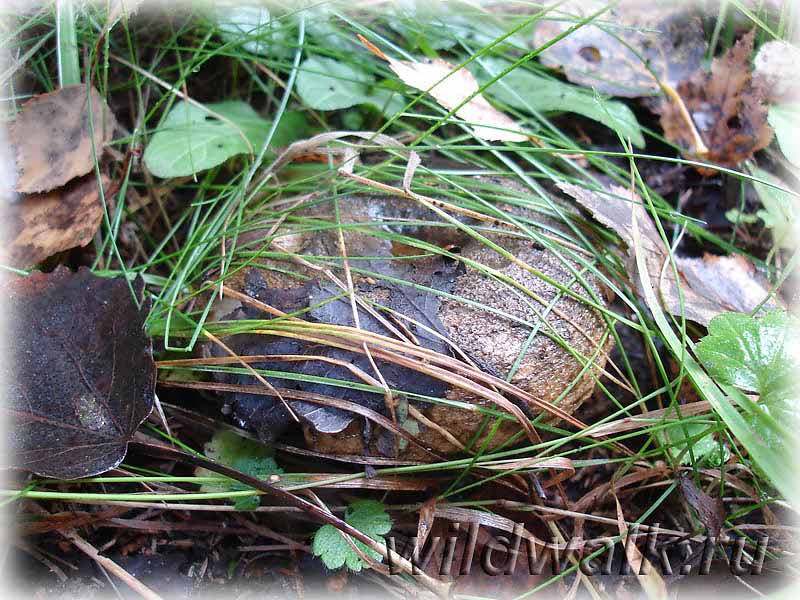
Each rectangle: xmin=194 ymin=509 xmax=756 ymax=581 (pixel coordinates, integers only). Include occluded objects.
xmin=656 ymin=30 xmax=774 ymax=173
xmin=558 ymin=182 xmax=784 ymax=326
xmin=533 ymin=2 xmax=705 ymax=97
xmin=0 ymin=174 xmax=109 ymax=269
xmin=8 ymin=84 xmax=115 ymax=194
xmin=360 ymin=35 xmax=529 ymax=142
xmin=1 ymin=268 xmax=155 ymax=479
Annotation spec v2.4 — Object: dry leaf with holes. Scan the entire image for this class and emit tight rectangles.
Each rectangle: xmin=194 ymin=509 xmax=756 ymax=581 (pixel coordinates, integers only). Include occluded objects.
xmin=657 ymin=30 xmax=773 ymax=174
xmin=533 ymin=3 xmax=705 ymax=97
xmin=0 ymin=174 xmax=108 ymax=269
xmin=360 ymin=36 xmax=527 ymax=142
xmin=9 ymin=85 xmax=115 ymax=194
xmin=559 ymin=182 xmax=783 ymax=325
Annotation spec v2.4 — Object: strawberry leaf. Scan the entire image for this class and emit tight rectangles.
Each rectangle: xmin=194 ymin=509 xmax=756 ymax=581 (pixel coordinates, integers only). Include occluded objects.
xmin=312 ymin=500 xmax=391 ymax=572
xmin=695 ymin=310 xmax=798 ymax=406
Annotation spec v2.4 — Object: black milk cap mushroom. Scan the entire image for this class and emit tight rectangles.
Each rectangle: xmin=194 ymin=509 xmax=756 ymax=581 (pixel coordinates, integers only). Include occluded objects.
xmin=208 ymin=180 xmax=612 ymax=460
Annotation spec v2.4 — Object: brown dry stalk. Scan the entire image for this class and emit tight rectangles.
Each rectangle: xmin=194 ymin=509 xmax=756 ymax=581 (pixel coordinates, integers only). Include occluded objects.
xmin=132 ymin=441 xmax=453 ymax=598
xmin=661 ymin=82 xmax=709 ymax=157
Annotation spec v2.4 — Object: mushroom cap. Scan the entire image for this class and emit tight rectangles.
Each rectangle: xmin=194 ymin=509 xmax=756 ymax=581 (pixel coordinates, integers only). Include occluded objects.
xmin=212 ymin=182 xmax=612 ymax=459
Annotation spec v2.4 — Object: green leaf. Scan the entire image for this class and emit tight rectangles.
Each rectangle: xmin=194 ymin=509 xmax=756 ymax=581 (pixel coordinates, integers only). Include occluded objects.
xmin=768 ymin=102 xmax=800 ymax=168
xmin=748 ymin=166 xmax=800 ymax=250
xmin=195 ymin=431 xmax=283 ymax=510
xmin=365 ymin=86 xmax=406 ymax=118
xmin=472 ymin=58 xmax=645 ymax=148
xmin=144 ymin=101 xmax=306 ymax=178
xmin=724 ymin=208 xmax=759 ymax=225
xmin=296 ymin=56 xmax=373 ymax=111
xmin=629 ymin=184 xmax=798 ymax=499
xmin=695 ymin=310 xmax=797 ymax=404
xmin=695 ymin=310 xmax=800 ymax=468
xmin=216 ymin=4 xmax=272 ymax=55
xmin=657 ymin=421 xmax=728 ymax=466
xmin=312 ymin=500 xmax=391 ymax=572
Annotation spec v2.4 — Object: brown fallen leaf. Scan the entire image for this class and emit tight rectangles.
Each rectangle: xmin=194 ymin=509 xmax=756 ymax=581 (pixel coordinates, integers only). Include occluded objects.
xmin=360 ymin=36 xmax=527 ymax=142
xmin=679 ymin=475 xmax=725 ymax=539
xmin=9 ymin=85 xmax=115 ymax=193
xmin=0 ymin=174 xmax=108 ymax=269
xmin=657 ymin=30 xmax=773 ymax=173
xmin=559 ymin=182 xmax=784 ymax=325
xmin=0 ymin=268 xmax=155 ymax=479
xmin=533 ymin=3 xmax=705 ymax=97
xmin=414 ymin=497 xmax=437 ymax=559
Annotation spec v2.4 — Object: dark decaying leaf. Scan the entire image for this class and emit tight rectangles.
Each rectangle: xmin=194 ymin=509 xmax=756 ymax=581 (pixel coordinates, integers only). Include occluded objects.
xmin=657 ymin=30 xmax=773 ymax=172
xmin=0 ymin=174 xmax=108 ymax=269
xmin=1 ymin=268 xmax=155 ymax=479
xmin=679 ymin=475 xmax=724 ymax=538
xmin=533 ymin=3 xmax=705 ymax=97
xmin=9 ymin=85 xmax=116 ymax=194
xmin=213 ymin=263 xmax=457 ymax=442
xmin=558 ymin=182 xmax=783 ymax=325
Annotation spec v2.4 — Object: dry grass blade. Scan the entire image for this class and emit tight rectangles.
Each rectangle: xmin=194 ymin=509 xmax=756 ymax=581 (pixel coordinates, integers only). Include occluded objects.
xmin=613 ymin=494 xmax=668 ymax=600
xmin=158 ymin=380 xmax=448 ymax=462
xmin=132 ymin=441 xmax=453 ymax=598
xmin=587 ymin=401 xmax=712 ymax=437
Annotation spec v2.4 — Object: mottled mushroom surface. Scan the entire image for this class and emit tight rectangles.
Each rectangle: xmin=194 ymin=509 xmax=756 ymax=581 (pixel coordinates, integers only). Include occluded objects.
xmin=210 ymin=178 xmax=612 ymax=460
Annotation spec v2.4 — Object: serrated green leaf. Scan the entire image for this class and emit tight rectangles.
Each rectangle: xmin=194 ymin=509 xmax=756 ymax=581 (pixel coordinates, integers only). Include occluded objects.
xmin=195 ymin=431 xmax=283 ymax=510
xmin=296 ymin=56 xmax=373 ymax=111
xmin=768 ymin=102 xmax=800 ymax=168
xmin=695 ymin=310 xmax=800 ymax=464
xmin=312 ymin=500 xmax=391 ymax=572
xmin=631 ymin=193 xmax=798 ymax=499
xmin=144 ymin=101 xmax=306 ymax=178
xmin=472 ymin=58 xmax=645 ymax=148
xmin=313 ymin=525 xmax=349 ymax=570
xmin=695 ymin=310 xmax=797 ymax=402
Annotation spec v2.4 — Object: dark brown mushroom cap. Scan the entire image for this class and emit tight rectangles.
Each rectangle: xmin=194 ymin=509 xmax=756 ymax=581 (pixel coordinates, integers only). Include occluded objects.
xmin=211 ymin=181 xmax=612 ymax=459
